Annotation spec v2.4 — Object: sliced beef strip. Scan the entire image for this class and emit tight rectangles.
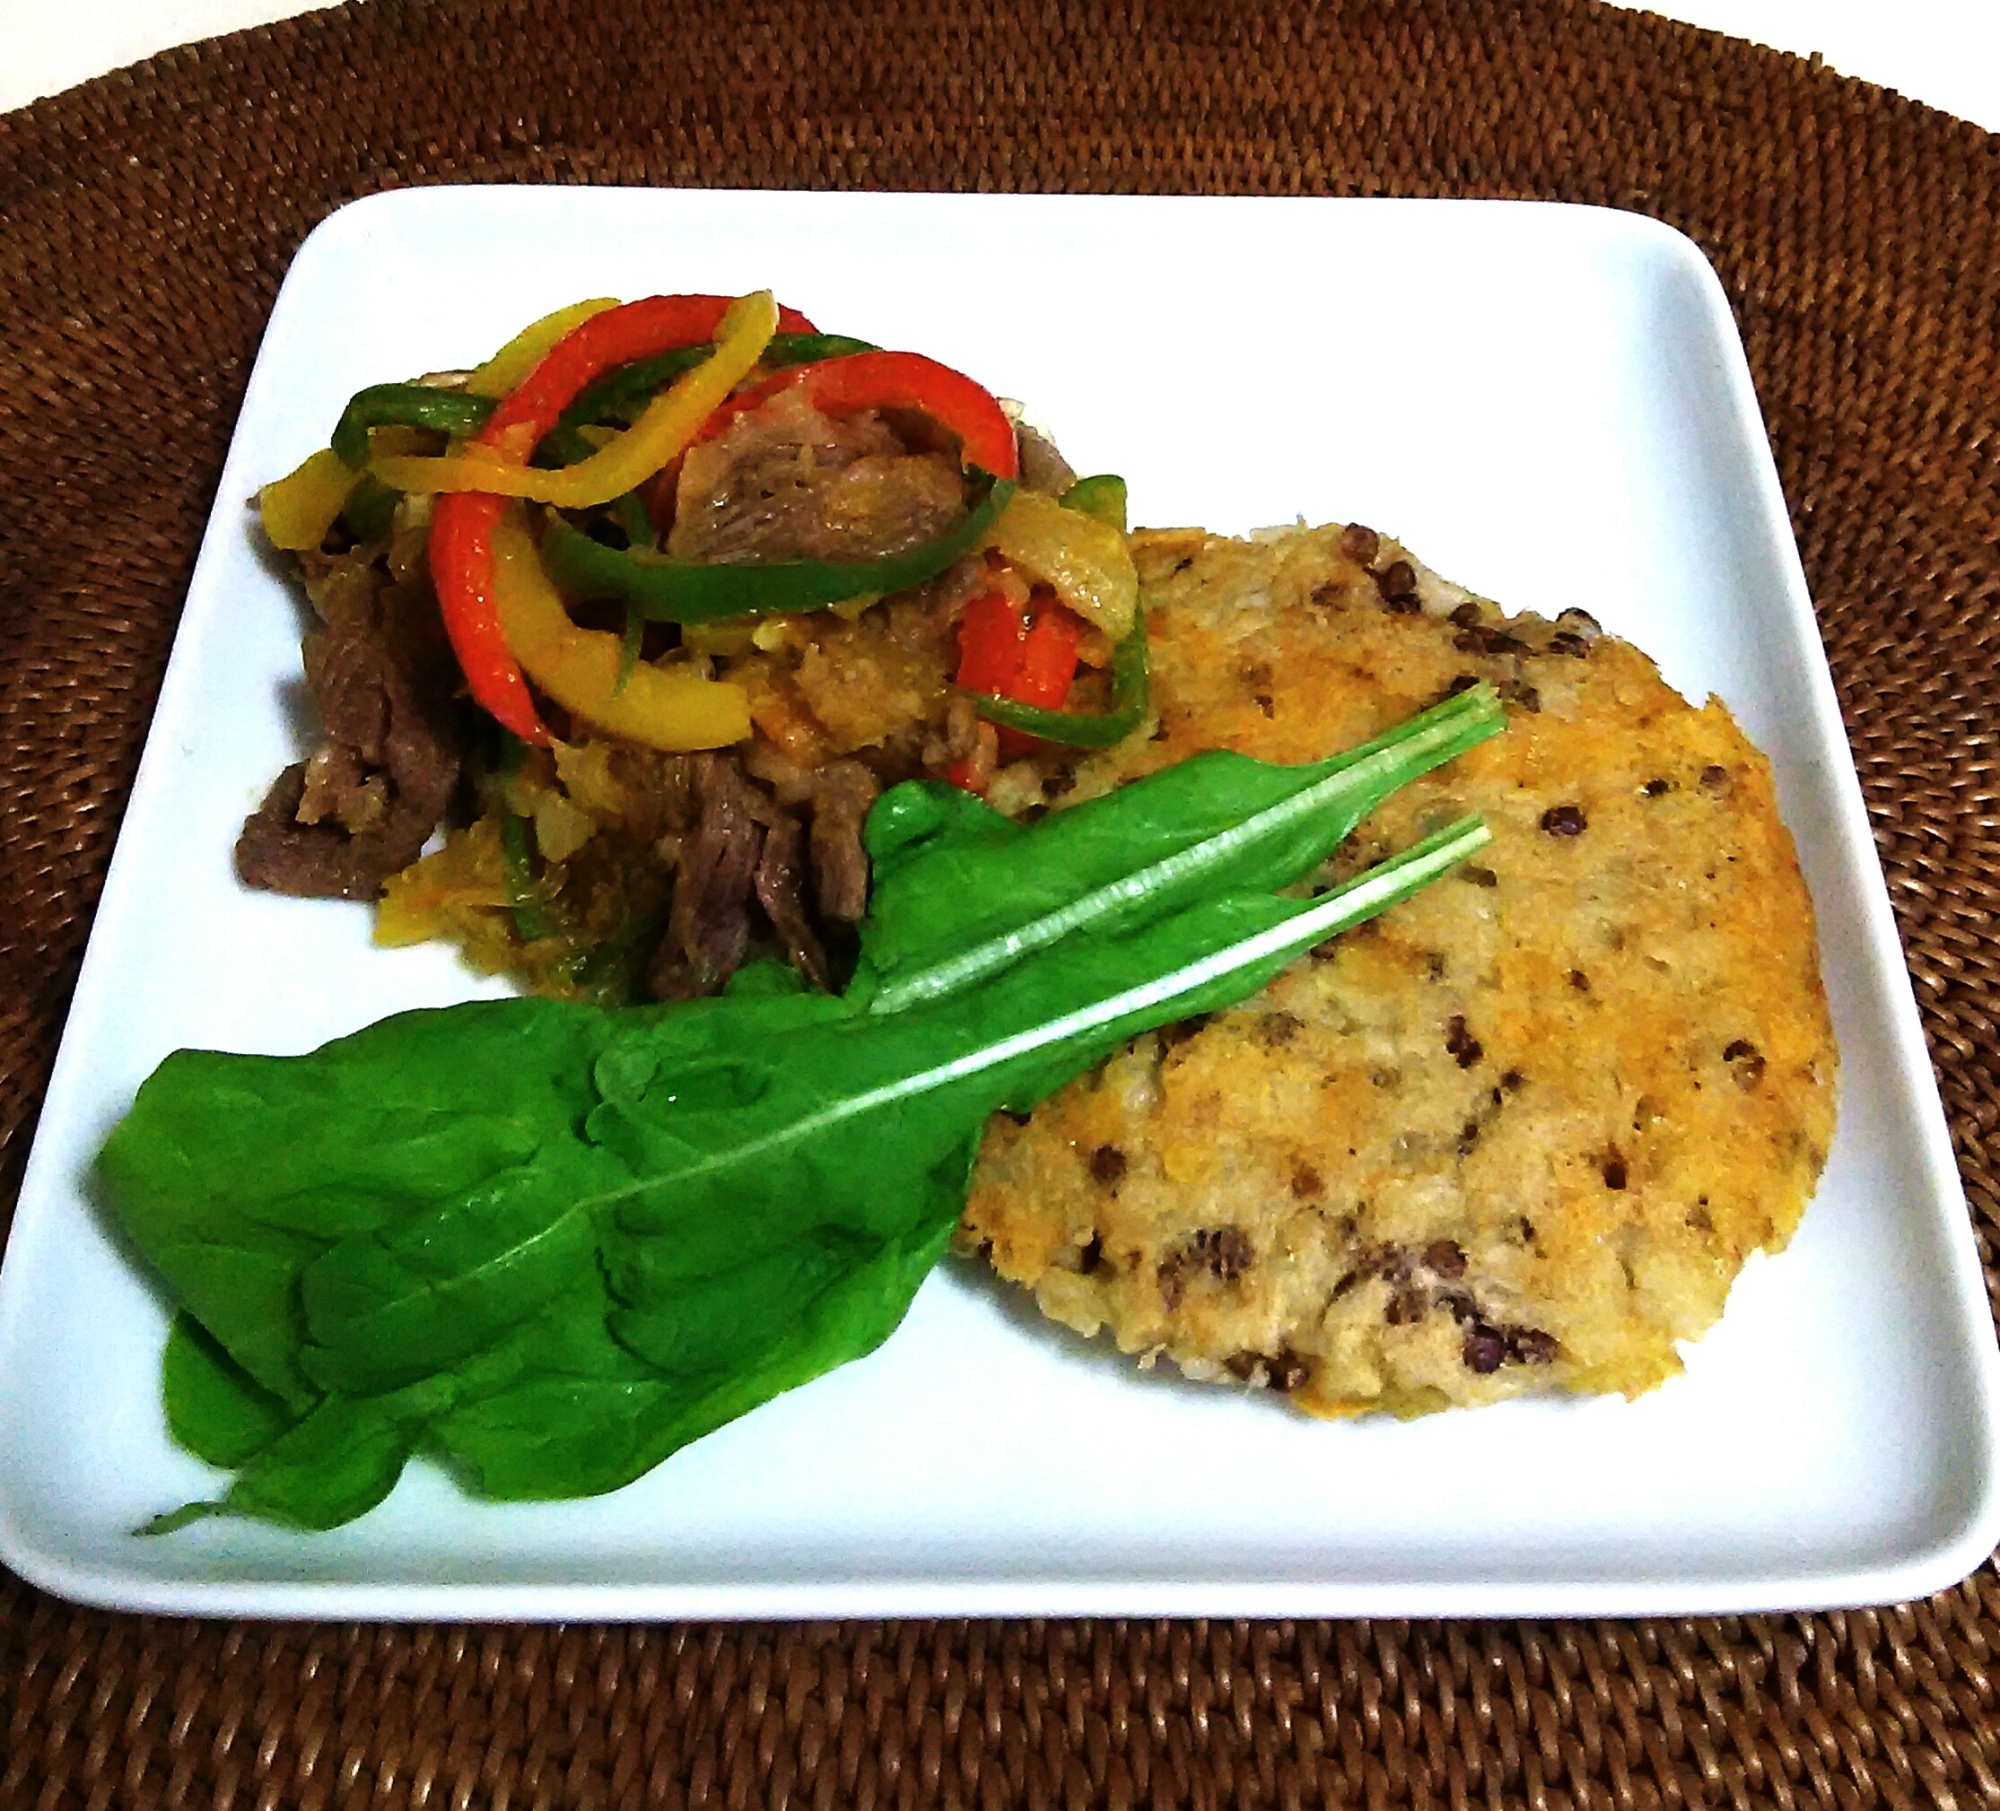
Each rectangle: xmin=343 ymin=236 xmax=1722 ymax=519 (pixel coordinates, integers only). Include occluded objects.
xmin=668 ymin=388 xmax=965 ymax=566
xmin=649 ymin=753 xmax=772 ymax=1000
xmin=238 ymin=766 xmax=378 ymax=899
xmin=1015 ymin=422 xmax=1077 ymax=497
xmin=752 ymin=811 xmax=831 ymax=992
xmin=236 ymin=552 xmax=464 ymax=902
xmin=805 ymin=759 xmax=879 ymax=924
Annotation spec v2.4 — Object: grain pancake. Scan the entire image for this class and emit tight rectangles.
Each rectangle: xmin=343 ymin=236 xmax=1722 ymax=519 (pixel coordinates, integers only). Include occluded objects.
xmin=960 ymin=524 xmax=1837 ymax=1415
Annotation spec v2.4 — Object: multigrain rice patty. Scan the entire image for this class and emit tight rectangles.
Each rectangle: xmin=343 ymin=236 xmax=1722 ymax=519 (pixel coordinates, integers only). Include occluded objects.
xmin=960 ymin=523 xmax=1837 ymax=1416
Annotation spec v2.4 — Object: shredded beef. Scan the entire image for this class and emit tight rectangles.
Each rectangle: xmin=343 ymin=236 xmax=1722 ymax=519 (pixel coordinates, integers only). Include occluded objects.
xmin=641 ymin=753 xmax=883 ymax=999
xmin=236 ymin=548 xmax=464 ymax=901
xmin=649 ymin=754 xmax=770 ymax=1000
xmin=806 ymin=760 xmax=879 ymax=923
xmin=753 ymin=812 xmax=831 ymax=992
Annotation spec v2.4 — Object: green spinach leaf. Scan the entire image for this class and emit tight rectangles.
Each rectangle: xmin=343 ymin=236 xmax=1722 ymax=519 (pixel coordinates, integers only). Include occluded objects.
xmin=853 ymin=681 xmax=1501 ymax=1012
xmin=161 ymin=1312 xmax=299 ymax=1468
xmin=99 ymin=697 xmax=1497 ymax=1532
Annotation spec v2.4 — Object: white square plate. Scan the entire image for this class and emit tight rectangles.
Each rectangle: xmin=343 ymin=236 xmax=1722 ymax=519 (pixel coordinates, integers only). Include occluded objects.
xmin=2 ymin=188 xmax=1993 ymax=1620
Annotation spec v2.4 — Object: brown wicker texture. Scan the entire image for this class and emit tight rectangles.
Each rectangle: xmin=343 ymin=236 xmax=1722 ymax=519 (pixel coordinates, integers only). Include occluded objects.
xmin=3 ymin=0 xmax=1998 ymax=1804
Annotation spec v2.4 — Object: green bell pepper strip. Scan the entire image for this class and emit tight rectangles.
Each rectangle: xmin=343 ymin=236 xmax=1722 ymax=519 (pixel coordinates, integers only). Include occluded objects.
xmin=330 ymin=387 xmax=494 ymax=469
xmin=328 ymin=385 xmax=581 ymax=470
xmin=1059 ymin=473 xmax=1128 ymax=533
xmin=968 ymin=610 xmax=1151 ymax=749
xmin=531 ymin=422 xmax=600 ymax=469
xmin=540 ymin=472 xmax=1017 ymax=626
xmin=337 ymin=474 xmax=400 ymax=542
xmin=328 ymin=336 xmax=874 ymax=472
xmin=610 ymin=491 xmax=657 ymax=551
xmin=617 ymin=605 xmax=646 ymax=691
xmin=328 ymin=387 xmax=598 ymax=473
xmin=485 ymin=733 xmax=558 ymax=944
xmin=762 ymin=332 xmax=876 ymax=369
xmin=497 ymin=811 xmax=559 ymax=944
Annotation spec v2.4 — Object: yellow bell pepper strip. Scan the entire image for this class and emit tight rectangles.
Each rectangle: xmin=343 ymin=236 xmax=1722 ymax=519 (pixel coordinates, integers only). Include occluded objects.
xmin=371 ymin=292 xmax=780 ymax=508
xmin=980 ymin=489 xmax=1139 ymax=641
xmin=423 ymin=291 xmax=796 ymax=745
xmin=467 ymin=297 xmax=622 ymax=399
xmin=490 ymin=506 xmax=751 ymax=752
xmin=322 ymin=303 xmax=620 ymax=514
xmin=257 ymin=448 xmax=362 ymax=552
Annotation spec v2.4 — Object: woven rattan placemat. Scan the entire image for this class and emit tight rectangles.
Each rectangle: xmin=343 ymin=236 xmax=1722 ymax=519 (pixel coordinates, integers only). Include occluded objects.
xmin=5 ymin=0 xmax=1999 ymax=1803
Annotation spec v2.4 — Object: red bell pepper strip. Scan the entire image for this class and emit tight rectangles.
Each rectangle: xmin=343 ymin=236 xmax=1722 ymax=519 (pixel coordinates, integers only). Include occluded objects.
xmin=947 ymin=589 xmax=1084 ymax=787
xmin=969 ymin=611 xmax=1151 ymax=750
xmin=429 ymin=295 xmax=815 ymax=744
xmin=430 ymin=490 xmax=539 ymax=738
xmin=692 ymin=350 xmax=1020 ymax=480
xmin=1011 ymin=603 xmax=1084 ymax=710
xmin=954 ymin=591 xmax=1081 ymax=706
xmin=952 ymin=592 xmax=1032 ymax=695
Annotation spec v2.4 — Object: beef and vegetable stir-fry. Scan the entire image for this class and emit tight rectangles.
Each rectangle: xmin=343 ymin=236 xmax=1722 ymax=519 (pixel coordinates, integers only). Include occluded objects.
xmin=243 ymin=290 xmax=1146 ymax=1001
